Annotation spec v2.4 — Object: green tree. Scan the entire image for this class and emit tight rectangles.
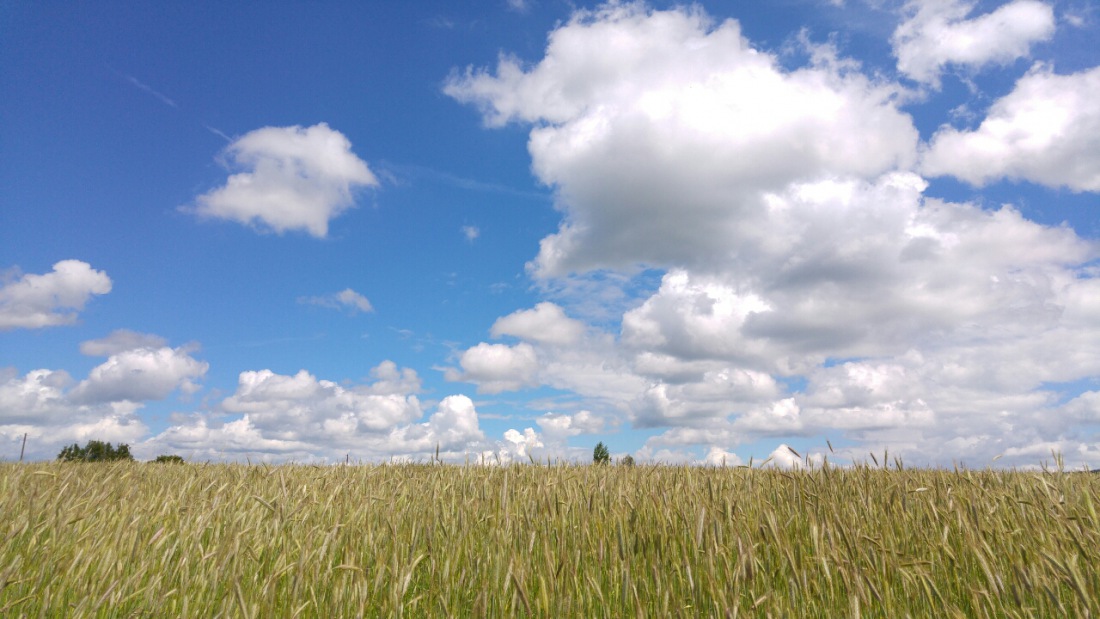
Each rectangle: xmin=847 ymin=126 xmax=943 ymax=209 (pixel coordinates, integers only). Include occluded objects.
xmin=593 ymin=442 xmax=610 ymax=465
xmin=153 ymin=454 xmax=185 ymax=464
xmin=620 ymin=454 xmax=635 ymax=467
xmin=57 ymin=440 xmax=134 ymax=462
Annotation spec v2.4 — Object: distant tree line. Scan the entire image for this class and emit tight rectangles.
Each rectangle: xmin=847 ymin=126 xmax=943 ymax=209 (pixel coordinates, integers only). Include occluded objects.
xmin=56 ymin=440 xmax=184 ymax=463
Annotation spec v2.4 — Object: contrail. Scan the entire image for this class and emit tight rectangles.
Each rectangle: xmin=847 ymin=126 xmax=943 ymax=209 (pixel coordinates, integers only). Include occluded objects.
xmin=123 ymin=74 xmax=178 ymax=108
xmin=203 ymin=124 xmax=233 ymax=143
xmin=108 ymin=65 xmax=177 ymax=108
xmin=108 ymin=64 xmax=233 ymax=143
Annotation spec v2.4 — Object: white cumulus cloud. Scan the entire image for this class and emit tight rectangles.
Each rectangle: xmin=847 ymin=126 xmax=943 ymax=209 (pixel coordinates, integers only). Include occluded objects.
xmin=536 ymin=410 xmax=605 ymax=441
xmin=490 ymin=302 xmax=586 ymax=346
xmin=191 ymin=123 xmax=377 ymax=237
xmin=498 ymin=427 xmax=544 ymax=463
xmin=446 ymin=2 xmax=919 ymax=277
xmin=922 ymin=65 xmax=1100 ymax=191
xmin=702 ymin=446 xmax=743 ymax=467
xmin=221 ymin=368 xmax=421 ymax=433
xmin=892 ymin=0 xmax=1055 ymax=86
xmin=144 ymin=365 xmax=491 ymax=462
xmin=0 ymin=260 xmax=111 ymax=330
xmin=764 ymin=444 xmax=815 ymax=470
xmin=1 ymin=333 xmax=206 ymax=460
xmin=69 ymin=346 xmax=208 ymax=404
xmin=446 ymin=342 xmax=540 ymax=393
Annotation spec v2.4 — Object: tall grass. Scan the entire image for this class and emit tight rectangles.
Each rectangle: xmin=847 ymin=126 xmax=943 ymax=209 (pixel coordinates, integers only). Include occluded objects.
xmin=1 ymin=461 xmax=1098 ymax=617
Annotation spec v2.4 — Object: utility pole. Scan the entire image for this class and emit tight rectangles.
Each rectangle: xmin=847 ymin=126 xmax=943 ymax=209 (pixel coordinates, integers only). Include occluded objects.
xmin=20 ymin=433 xmax=27 ymax=462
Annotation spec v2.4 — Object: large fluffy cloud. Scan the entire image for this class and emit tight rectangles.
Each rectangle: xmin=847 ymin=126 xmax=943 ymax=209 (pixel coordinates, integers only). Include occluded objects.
xmin=445 ymin=2 xmax=919 ymax=277
xmin=490 ymin=302 xmax=586 ymax=346
xmin=0 ymin=333 xmax=206 ymax=460
xmin=0 ymin=260 xmax=111 ymax=330
xmin=892 ymin=0 xmax=1055 ymax=86
xmin=445 ymin=2 xmax=1100 ymax=469
xmin=70 ymin=343 xmax=208 ymax=404
xmin=536 ymin=410 xmax=606 ymax=442
xmin=221 ymin=368 xmax=422 ymax=434
xmin=191 ymin=123 xmax=377 ymax=237
xmin=145 ymin=363 xmax=493 ymax=462
xmin=445 ymin=342 xmax=541 ymax=394
xmin=621 ymin=177 xmax=1093 ymax=369
xmin=0 ymin=368 xmax=148 ymax=448
xmin=922 ymin=65 xmax=1100 ymax=191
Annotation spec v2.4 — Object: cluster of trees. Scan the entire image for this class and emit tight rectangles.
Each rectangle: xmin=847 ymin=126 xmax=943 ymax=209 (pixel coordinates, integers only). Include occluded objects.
xmin=55 ymin=440 xmax=183 ymax=463
xmin=593 ymin=442 xmax=634 ymax=466
xmin=57 ymin=440 xmax=133 ymax=462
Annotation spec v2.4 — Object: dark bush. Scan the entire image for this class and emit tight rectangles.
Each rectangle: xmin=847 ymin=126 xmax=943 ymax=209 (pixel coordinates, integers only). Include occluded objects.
xmin=153 ymin=454 xmax=185 ymax=464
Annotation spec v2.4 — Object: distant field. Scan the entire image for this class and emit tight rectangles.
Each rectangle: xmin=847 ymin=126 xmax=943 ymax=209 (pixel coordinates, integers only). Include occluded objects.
xmin=1 ymin=462 xmax=1098 ymax=617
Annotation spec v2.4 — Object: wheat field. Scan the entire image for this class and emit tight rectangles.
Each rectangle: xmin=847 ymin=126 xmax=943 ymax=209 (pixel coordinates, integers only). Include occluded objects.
xmin=1 ymin=461 xmax=1098 ymax=617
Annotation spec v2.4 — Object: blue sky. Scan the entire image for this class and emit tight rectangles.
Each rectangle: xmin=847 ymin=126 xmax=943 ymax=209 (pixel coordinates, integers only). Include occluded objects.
xmin=2 ymin=0 xmax=1098 ymax=468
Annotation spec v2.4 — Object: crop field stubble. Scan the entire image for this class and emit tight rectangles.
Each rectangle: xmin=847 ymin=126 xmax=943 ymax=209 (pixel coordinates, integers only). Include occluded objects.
xmin=1 ymin=460 xmax=1098 ymax=617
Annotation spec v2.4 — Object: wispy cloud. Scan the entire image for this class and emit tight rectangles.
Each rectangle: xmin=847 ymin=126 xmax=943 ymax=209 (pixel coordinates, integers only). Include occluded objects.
xmin=299 ymin=288 xmax=374 ymax=314
xmin=462 ymin=225 xmax=481 ymax=242
xmin=426 ymin=15 xmax=456 ymax=29
xmin=379 ymin=162 xmax=550 ymax=201
xmin=506 ymin=0 xmax=533 ymax=13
